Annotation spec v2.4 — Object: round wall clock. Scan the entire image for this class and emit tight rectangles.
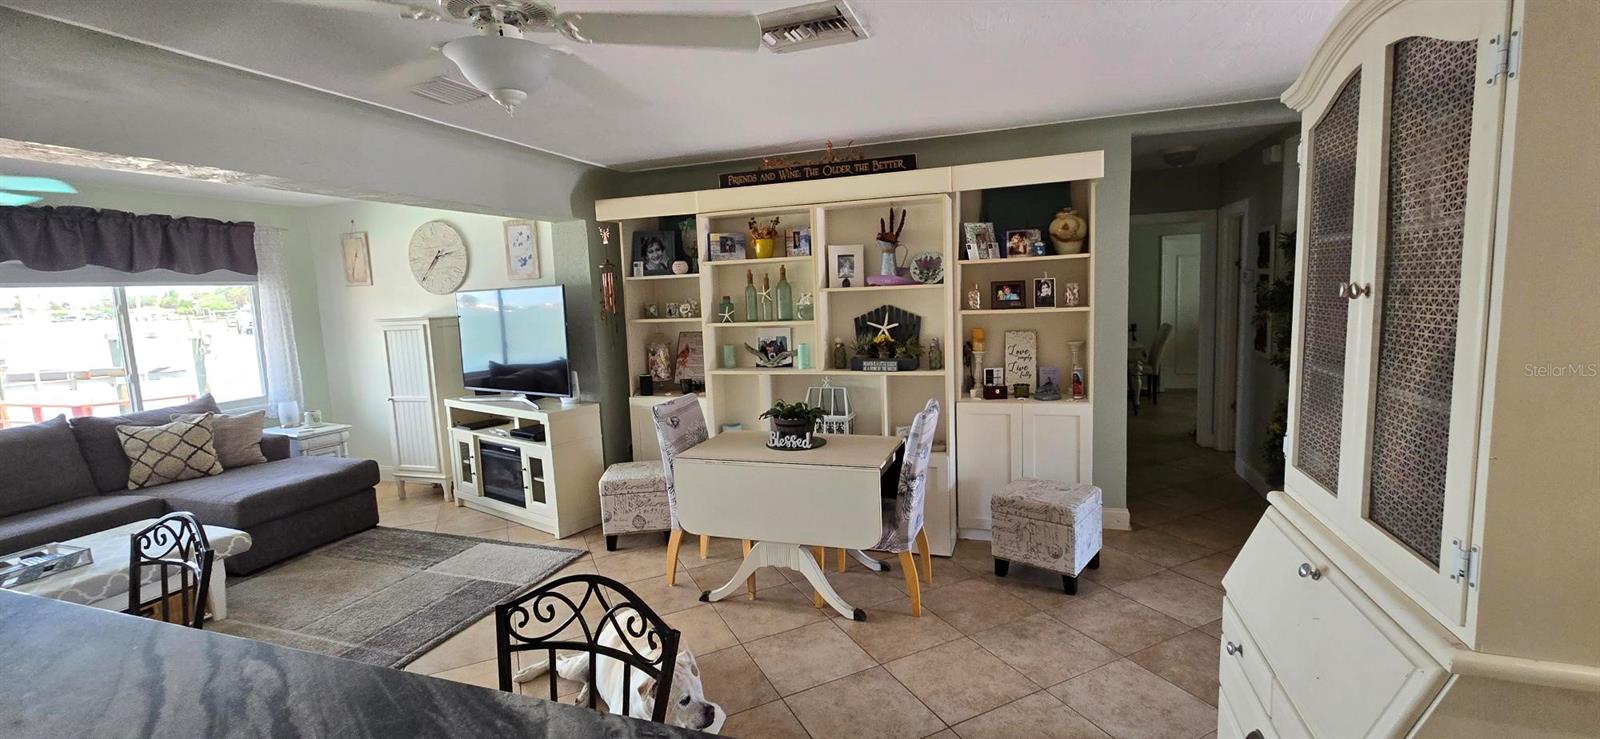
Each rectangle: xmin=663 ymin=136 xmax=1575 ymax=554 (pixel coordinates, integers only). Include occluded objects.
xmin=408 ymin=220 xmax=469 ymax=294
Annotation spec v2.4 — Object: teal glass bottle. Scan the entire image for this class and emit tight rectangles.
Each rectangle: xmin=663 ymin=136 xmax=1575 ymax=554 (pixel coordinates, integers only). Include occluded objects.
xmin=776 ymin=265 xmax=794 ymax=321
xmin=743 ymin=269 xmax=757 ymax=321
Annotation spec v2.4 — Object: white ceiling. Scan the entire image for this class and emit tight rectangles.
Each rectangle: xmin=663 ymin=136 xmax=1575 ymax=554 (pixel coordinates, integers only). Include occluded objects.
xmin=1 ymin=0 xmax=1344 ymax=171
xmin=0 ymin=156 xmax=350 ymax=207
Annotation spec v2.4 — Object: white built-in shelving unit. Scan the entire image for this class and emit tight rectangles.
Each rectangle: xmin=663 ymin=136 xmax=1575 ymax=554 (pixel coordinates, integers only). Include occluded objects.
xmin=598 ymin=152 xmax=1107 ymax=552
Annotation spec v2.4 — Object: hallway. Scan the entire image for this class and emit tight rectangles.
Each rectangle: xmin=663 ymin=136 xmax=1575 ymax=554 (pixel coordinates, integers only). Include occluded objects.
xmin=1125 ymin=390 xmax=1265 ymax=536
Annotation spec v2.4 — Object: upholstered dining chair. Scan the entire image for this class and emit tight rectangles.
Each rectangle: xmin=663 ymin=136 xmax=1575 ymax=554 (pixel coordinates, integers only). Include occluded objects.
xmin=650 ymin=394 xmax=749 ymax=590
xmin=496 ymin=573 xmax=684 ymax=724
xmin=869 ymin=399 xmax=941 ymax=616
xmin=127 ymin=512 xmax=214 ymax=629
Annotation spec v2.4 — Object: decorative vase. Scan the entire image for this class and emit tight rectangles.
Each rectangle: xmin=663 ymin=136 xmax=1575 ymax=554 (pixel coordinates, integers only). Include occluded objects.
xmin=928 ymin=338 xmax=944 ymax=370
xmin=671 ymin=260 xmax=689 ymax=275
xmin=752 ymin=237 xmax=776 ymax=260
xmin=722 ymin=344 xmax=737 ymax=369
xmin=797 ymin=342 xmax=811 ymax=370
xmin=717 ymin=296 xmax=735 ymax=323
xmin=831 ymin=338 xmax=848 ymax=370
xmin=1048 ymin=208 xmax=1088 ymax=253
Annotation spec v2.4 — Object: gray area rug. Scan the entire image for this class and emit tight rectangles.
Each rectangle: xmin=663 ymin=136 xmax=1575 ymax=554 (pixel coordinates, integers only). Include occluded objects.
xmin=212 ymin=526 xmax=584 ymax=668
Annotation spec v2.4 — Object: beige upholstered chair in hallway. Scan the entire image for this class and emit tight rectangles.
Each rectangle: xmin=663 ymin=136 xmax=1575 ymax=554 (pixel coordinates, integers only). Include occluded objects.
xmin=1132 ymin=322 xmax=1174 ymax=407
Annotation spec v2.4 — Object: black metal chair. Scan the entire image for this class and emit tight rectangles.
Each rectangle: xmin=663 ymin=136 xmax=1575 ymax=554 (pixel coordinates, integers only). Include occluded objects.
xmin=495 ymin=573 xmax=681 ymax=723
xmin=127 ymin=512 xmax=215 ymax=630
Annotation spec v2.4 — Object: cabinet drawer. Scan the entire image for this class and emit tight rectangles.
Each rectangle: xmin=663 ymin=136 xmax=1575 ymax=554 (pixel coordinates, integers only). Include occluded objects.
xmin=1223 ymin=512 xmax=1443 ymax=737
xmin=1220 ymin=599 xmax=1273 ymax=710
xmin=1218 ymin=648 xmax=1275 ymax=739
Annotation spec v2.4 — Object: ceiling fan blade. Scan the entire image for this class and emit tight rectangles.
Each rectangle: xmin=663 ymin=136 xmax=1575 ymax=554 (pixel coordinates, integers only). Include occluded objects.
xmin=558 ymin=12 xmax=760 ymax=51
xmin=271 ymin=0 xmax=447 ymax=22
xmin=550 ymin=50 xmax=644 ymax=105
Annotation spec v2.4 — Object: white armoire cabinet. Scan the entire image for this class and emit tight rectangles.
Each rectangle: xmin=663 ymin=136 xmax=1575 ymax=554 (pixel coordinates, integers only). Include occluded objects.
xmin=956 ymin=401 xmax=1093 ymax=534
xmin=1219 ymin=0 xmax=1600 ymax=736
xmin=378 ymin=317 xmax=467 ymax=500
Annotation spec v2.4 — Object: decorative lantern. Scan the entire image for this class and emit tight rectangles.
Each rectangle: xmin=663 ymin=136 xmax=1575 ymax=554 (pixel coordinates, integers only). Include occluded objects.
xmin=805 ymin=378 xmax=855 ymax=435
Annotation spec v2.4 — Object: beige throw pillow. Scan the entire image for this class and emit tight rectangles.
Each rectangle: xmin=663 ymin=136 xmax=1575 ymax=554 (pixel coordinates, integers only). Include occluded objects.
xmin=174 ymin=410 xmax=267 ymax=469
xmin=117 ymin=416 xmax=224 ymax=489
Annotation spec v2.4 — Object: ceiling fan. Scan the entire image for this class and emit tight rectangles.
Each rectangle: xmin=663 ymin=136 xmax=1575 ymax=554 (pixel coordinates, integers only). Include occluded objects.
xmin=291 ymin=1 xmax=761 ymax=115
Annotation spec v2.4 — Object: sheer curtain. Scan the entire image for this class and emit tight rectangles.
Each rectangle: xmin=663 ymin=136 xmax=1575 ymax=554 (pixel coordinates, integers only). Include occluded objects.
xmin=254 ymin=226 xmax=303 ymax=416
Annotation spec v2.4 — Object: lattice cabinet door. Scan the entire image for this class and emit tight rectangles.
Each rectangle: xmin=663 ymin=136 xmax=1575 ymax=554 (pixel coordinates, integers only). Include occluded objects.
xmin=1336 ymin=0 xmax=1510 ymax=625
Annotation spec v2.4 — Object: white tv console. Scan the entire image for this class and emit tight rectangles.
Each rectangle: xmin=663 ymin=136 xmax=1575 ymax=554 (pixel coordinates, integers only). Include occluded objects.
xmin=443 ymin=398 xmax=603 ymax=538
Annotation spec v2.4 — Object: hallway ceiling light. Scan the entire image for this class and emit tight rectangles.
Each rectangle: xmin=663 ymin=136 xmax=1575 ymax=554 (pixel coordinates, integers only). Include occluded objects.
xmin=1160 ymin=146 xmax=1200 ymax=167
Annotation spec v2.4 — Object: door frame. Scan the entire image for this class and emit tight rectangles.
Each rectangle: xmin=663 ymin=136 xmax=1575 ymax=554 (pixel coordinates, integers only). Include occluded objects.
xmin=1130 ymin=211 xmax=1221 ymax=445
xmin=1218 ymin=198 xmax=1250 ymax=459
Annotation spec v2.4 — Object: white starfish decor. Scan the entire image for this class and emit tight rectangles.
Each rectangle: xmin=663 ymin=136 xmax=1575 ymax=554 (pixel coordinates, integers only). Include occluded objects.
xmin=718 ymin=305 xmax=735 ymax=323
xmin=868 ymin=319 xmax=899 ymax=341
xmin=757 ymin=286 xmax=775 ymax=308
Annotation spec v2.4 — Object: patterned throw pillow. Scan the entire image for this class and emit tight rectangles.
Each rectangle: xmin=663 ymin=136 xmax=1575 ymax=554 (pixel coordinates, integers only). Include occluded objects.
xmin=117 ymin=416 xmax=224 ymax=489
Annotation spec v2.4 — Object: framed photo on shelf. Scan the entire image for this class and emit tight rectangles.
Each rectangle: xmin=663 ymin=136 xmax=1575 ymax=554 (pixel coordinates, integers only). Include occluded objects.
xmin=754 ymin=328 xmax=794 ymax=368
xmin=962 ymin=222 xmax=998 ymax=260
xmin=633 ymin=230 xmax=679 ymax=276
xmin=341 ymin=231 xmax=372 ymax=287
xmin=991 ymin=280 xmax=1027 ymax=309
xmin=983 ymin=367 xmax=1005 ymax=387
xmin=1033 ymin=276 xmax=1056 ymax=308
xmin=789 ymin=227 xmax=812 ymax=256
xmin=504 ymin=220 xmax=540 ymax=280
xmin=1004 ymin=229 xmax=1041 ymax=258
xmin=828 ymin=244 xmax=865 ymax=288
xmin=709 ymin=232 xmax=746 ymax=262
xmin=675 ymin=331 xmax=705 ymax=382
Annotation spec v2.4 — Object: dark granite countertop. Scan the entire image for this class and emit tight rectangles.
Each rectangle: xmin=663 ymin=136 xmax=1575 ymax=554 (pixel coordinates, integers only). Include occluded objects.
xmin=0 ymin=590 xmax=702 ymax=738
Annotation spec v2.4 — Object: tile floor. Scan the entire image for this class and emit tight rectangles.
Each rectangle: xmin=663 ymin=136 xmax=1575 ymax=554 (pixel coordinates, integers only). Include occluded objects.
xmin=382 ymin=390 xmax=1264 ymax=738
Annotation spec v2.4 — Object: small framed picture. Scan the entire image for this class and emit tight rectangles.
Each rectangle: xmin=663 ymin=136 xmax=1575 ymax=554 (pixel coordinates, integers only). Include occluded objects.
xmin=504 ymin=219 xmax=540 ymax=280
xmin=709 ymin=232 xmax=747 ymax=262
xmin=962 ymin=222 xmax=997 ymax=261
xmin=991 ymin=280 xmax=1027 ymax=309
xmin=633 ymin=230 xmax=677 ymax=276
xmin=1004 ymin=229 xmax=1041 ymax=258
xmin=644 ymin=303 xmax=659 ymax=319
xmin=665 ymin=303 xmax=680 ymax=318
xmin=789 ymin=227 xmax=812 ymax=256
xmin=983 ymin=367 xmax=1005 ymax=387
xmin=1033 ymin=276 xmax=1056 ymax=308
xmin=754 ymin=328 xmax=794 ymax=368
xmin=341 ymin=231 xmax=372 ymax=287
xmin=829 ymin=244 xmax=865 ymax=288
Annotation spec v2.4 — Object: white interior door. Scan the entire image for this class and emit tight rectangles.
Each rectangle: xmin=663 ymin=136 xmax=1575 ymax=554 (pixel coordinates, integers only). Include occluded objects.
xmin=1159 ymin=234 xmax=1203 ymax=390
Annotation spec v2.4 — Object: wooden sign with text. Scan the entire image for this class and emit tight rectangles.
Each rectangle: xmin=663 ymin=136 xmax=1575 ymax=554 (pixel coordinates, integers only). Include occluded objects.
xmin=719 ymin=155 xmax=917 ymax=189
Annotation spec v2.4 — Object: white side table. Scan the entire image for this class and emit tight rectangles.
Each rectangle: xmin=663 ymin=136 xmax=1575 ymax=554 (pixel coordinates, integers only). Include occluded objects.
xmin=263 ymin=423 xmax=353 ymax=458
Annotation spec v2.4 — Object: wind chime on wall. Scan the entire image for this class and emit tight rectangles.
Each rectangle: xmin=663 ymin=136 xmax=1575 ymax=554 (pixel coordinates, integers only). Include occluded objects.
xmin=597 ymin=223 xmax=619 ymax=320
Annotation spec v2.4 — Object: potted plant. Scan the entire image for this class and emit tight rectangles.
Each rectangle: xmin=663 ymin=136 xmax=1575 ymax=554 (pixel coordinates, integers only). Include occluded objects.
xmin=759 ymin=400 xmax=827 ymax=449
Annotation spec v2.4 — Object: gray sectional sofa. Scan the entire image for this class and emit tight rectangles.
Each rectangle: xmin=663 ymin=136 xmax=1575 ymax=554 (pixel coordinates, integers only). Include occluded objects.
xmin=0 ymin=396 xmax=379 ymax=575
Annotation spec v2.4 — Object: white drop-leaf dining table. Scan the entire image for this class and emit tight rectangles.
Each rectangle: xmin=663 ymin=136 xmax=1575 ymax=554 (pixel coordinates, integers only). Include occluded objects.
xmin=673 ymin=431 xmax=903 ymax=621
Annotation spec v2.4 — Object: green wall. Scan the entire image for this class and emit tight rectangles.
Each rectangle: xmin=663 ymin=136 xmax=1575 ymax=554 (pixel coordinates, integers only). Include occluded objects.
xmin=608 ymin=100 xmax=1297 ymax=508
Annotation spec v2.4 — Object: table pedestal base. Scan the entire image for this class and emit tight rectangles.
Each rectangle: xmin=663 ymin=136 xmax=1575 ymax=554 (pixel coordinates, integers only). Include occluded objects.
xmin=700 ymin=541 xmax=865 ymax=621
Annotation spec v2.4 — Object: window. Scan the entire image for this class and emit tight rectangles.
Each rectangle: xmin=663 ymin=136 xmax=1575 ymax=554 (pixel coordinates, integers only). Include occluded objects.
xmin=0 ymin=285 xmax=264 ymax=428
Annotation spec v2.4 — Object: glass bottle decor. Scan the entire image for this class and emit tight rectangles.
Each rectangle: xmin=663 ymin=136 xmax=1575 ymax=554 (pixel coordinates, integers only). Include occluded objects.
xmin=759 ymin=273 xmax=773 ymax=321
xmin=831 ymin=338 xmax=848 ymax=370
xmin=744 ymin=270 xmax=758 ymax=321
xmin=776 ymin=265 xmax=794 ymax=321
xmin=717 ymin=295 xmax=735 ymax=323
xmin=1068 ymin=340 xmax=1087 ymax=399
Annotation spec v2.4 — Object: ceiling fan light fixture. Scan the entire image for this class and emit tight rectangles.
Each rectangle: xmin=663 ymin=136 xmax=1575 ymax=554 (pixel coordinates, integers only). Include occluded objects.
xmin=1161 ymin=146 xmax=1200 ymax=168
xmin=441 ymin=34 xmax=556 ymax=116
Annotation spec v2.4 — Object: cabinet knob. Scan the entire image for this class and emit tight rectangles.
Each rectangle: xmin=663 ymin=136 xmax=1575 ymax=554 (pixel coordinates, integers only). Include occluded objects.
xmin=1297 ymin=562 xmax=1323 ymax=580
xmin=1337 ymin=282 xmax=1351 ymax=298
xmin=1351 ymin=282 xmax=1372 ymax=298
xmin=1225 ymin=641 xmax=1243 ymax=657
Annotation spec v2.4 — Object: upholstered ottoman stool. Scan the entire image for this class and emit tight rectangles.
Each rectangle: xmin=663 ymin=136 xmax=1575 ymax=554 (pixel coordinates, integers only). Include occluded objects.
xmin=990 ymin=479 xmax=1102 ymax=594
xmin=598 ymin=461 xmax=671 ymax=551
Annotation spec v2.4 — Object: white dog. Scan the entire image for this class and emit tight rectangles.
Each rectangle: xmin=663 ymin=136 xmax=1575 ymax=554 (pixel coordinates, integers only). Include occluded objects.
xmin=514 ymin=623 xmax=725 ymax=733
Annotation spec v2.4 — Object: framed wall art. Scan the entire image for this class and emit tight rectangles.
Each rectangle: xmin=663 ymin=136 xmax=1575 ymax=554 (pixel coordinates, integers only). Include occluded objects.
xmin=504 ymin=219 xmax=540 ymax=280
xmin=341 ymin=231 xmax=372 ymax=287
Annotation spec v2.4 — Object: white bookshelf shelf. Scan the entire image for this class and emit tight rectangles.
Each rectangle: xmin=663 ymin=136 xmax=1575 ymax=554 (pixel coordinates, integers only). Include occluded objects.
xmin=818 ymin=283 xmax=944 ymax=294
xmin=634 ymin=317 xmax=701 ymax=324
xmin=624 ymin=273 xmax=700 ymax=282
xmin=957 ymin=252 xmax=1091 ymax=266
xmin=960 ymin=306 xmax=1091 ymax=316
xmin=705 ymin=319 xmax=815 ymax=329
xmin=705 ymin=255 xmax=813 ymax=268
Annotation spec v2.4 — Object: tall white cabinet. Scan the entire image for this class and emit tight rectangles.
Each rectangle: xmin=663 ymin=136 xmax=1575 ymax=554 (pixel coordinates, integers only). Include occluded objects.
xmin=1219 ymin=1 xmax=1600 ymax=736
xmin=378 ymin=316 xmax=467 ymax=499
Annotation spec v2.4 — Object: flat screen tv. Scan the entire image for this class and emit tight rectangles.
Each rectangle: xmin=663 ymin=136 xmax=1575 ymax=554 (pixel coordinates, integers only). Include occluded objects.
xmin=456 ymin=285 xmax=571 ymax=398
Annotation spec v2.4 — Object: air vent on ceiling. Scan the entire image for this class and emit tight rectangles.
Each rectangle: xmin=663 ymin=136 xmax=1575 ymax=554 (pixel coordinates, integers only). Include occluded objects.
xmin=410 ymin=76 xmax=486 ymax=105
xmin=758 ymin=1 xmax=868 ymax=54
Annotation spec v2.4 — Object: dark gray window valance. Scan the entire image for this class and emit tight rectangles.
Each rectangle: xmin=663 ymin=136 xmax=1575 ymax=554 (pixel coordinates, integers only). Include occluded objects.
xmin=0 ymin=205 xmax=257 ymax=276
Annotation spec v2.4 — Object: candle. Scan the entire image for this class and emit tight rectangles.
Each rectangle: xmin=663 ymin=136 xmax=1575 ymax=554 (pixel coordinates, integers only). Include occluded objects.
xmin=971 ymin=327 xmax=985 ymax=352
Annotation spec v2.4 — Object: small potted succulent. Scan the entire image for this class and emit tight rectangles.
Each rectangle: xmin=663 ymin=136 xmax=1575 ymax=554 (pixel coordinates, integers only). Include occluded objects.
xmin=760 ymin=400 xmax=828 ymax=450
